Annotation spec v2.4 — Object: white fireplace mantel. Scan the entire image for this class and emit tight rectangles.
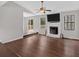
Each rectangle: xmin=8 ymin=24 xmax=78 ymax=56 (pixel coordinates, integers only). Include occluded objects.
xmin=46 ymin=22 xmax=61 ymax=38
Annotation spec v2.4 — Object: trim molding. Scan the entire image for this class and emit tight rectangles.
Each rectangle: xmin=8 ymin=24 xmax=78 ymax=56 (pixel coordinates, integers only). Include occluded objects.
xmin=63 ymin=37 xmax=79 ymax=41
xmin=1 ymin=36 xmax=23 ymax=44
xmin=23 ymin=32 xmax=38 ymax=37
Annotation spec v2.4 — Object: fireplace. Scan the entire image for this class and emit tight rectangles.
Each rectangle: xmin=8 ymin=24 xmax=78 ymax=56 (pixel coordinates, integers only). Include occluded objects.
xmin=50 ymin=27 xmax=58 ymax=34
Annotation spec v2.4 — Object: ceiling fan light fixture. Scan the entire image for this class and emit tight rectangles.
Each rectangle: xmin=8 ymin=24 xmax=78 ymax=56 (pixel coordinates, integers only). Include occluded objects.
xmin=40 ymin=7 xmax=46 ymax=13
xmin=40 ymin=10 xmax=45 ymax=13
xmin=34 ymin=1 xmax=52 ymax=14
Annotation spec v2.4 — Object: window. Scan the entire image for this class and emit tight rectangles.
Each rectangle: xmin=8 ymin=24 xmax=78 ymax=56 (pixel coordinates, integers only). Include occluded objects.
xmin=28 ymin=19 xmax=33 ymax=30
xmin=40 ymin=17 xmax=46 ymax=28
xmin=64 ymin=15 xmax=75 ymax=30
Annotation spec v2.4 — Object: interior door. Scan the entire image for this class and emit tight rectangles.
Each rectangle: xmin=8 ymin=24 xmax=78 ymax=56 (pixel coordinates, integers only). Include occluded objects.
xmin=39 ymin=15 xmax=46 ymax=35
xmin=27 ymin=17 xmax=35 ymax=35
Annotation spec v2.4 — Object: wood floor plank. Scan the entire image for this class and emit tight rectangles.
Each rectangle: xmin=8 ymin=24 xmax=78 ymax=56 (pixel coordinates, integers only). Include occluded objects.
xmin=4 ymin=34 xmax=79 ymax=57
xmin=0 ymin=43 xmax=18 ymax=57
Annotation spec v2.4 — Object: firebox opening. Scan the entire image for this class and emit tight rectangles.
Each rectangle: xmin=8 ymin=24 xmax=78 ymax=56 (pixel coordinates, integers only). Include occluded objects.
xmin=50 ymin=27 xmax=58 ymax=34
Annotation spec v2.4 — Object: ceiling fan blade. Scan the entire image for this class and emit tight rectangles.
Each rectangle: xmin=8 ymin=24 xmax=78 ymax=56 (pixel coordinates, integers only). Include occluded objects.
xmin=46 ymin=10 xmax=52 ymax=12
xmin=32 ymin=9 xmax=39 ymax=12
xmin=33 ymin=9 xmax=40 ymax=11
xmin=35 ymin=10 xmax=41 ymax=13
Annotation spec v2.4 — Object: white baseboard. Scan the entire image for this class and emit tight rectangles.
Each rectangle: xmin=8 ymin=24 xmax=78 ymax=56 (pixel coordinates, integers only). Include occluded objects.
xmin=24 ymin=32 xmax=38 ymax=36
xmin=64 ymin=37 xmax=79 ymax=40
xmin=1 ymin=36 xmax=23 ymax=44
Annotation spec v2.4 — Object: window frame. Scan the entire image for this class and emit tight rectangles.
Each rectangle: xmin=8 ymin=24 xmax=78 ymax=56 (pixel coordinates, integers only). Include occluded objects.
xmin=64 ymin=15 xmax=75 ymax=30
xmin=40 ymin=17 xmax=46 ymax=28
xmin=28 ymin=19 xmax=33 ymax=30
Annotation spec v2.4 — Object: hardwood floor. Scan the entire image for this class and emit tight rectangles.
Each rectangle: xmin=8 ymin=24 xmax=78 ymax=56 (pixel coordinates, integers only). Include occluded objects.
xmin=4 ymin=34 xmax=79 ymax=57
xmin=0 ymin=43 xmax=17 ymax=57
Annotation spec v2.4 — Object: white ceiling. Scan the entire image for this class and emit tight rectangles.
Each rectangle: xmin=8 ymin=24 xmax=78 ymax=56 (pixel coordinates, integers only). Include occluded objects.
xmin=1 ymin=1 xmax=79 ymax=16
xmin=0 ymin=1 xmax=6 ymax=7
xmin=14 ymin=1 xmax=79 ymax=13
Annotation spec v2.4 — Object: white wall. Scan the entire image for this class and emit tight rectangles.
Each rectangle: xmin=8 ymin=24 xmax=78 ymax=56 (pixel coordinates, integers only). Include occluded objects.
xmin=0 ymin=7 xmax=23 ymax=43
xmin=77 ymin=11 xmax=79 ymax=39
xmin=23 ymin=17 xmax=28 ymax=35
xmin=61 ymin=10 xmax=79 ymax=39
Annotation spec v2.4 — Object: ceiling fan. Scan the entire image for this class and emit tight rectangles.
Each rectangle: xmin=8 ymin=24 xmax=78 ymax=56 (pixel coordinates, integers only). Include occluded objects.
xmin=35 ymin=1 xmax=52 ymax=13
